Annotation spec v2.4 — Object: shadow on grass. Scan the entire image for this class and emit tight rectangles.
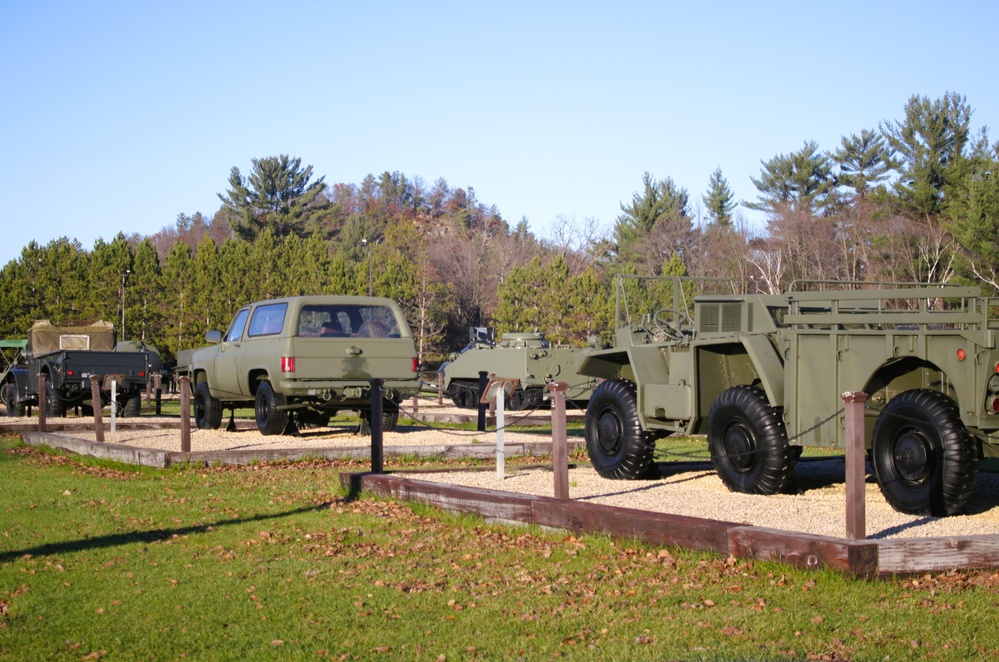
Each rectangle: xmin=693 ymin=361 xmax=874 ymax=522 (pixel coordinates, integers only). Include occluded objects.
xmin=0 ymin=499 xmax=341 ymax=564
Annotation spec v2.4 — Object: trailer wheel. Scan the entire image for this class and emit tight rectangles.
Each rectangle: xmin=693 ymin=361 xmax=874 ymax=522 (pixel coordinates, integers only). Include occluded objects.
xmin=2 ymin=382 xmax=24 ymax=417
xmin=194 ymin=382 xmax=223 ymax=430
xmin=707 ymin=386 xmax=795 ymax=494
xmin=871 ymin=389 xmax=977 ymax=516
xmin=584 ymin=378 xmax=657 ymax=479
xmin=255 ymin=381 xmax=289 ymax=436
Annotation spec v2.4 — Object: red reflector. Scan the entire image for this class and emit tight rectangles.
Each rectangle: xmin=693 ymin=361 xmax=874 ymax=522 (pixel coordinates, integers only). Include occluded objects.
xmin=281 ymin=357 xmax=295 ymax=373
xmin=67 ymin=369 xmax=74 ymax=376
xmin=412 ymin=358 xmax=419 ymax=373
xmin=994 ymin=398 xmax=999 ymax=414
xmin=140 ymin=371 xmax=146 ymax=378
xmin=957 ymin=348 xmax=966 ymax=361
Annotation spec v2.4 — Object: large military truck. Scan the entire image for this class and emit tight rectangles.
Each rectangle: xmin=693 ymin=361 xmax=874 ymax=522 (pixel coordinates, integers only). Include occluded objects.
xmin=439 ymin=328 xmax=599 ymax=410
xmin=575 ymin=276 xmax=999 ymax=516
xmin=2 ymin=320 xmax=148 ymax=417
xmin=183 ymin=295 xmax=421 ymax=435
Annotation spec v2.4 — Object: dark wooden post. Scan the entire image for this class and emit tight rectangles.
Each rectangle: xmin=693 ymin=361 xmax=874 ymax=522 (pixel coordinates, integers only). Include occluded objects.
xmin=548 ymin=381 xmax=569 ymax=499
xmin=153 ymin=373 xmax=162 ymax=415
xmin=488 ymin=372 xmax=496 ymax=417
xmin=842 ymin=391 xmax=869 ymax=540
xmin=370 ymin=379 xmax=384 ymax=474
xmin=476 ymin=371 xmax=489 ymax=432
xmin=145 ymin=374 xmax=152 ymax=403
xmin=89 ymin=375 xmax=105 ymax=443
xmin=437 ymin=371 xmax=444 ymax=405
xmin=37 ymin=373 xmax=47 ymax=433
xmin=179 ymin=376 xmax=191 ymax=453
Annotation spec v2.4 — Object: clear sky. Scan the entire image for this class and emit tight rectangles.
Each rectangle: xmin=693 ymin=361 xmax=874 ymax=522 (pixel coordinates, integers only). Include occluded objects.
xmin=2 ymin=0 xmax=997 ymax=267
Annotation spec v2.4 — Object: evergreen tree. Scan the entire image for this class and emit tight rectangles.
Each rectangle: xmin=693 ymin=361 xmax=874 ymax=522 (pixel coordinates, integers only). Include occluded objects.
xmin=86 ymin=233 xmax=134 ymax=334
xmin=702 ymin=167 xmax=735 ymax=226
xmin=218 ymin=155 xmax=327 ymax=241
xmin=881 ymin=92 xmax=972 ymax=216
xmin=615 ymin=172 xmax=689 ymax=249
xmin=832 ymin=129 xmax=893 ymax=202
xmin=129 ymin=239 xmax=163 ymax=346
xmin=160 ymin=242 xmax=196 ymax=355
xmin=746 ymin=141 xmax=833 ymax=215
xmin=949 ymin=158 xmax=999 ymax=291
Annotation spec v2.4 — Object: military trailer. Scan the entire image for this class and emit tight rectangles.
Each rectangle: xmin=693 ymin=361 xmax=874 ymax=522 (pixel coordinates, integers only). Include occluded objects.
xmin=575 ymin=276 xmax=999 ymax=516
xmin=183 ymin=295 xmax=421 ymax=435
xmin=439 ymin=328 xmax=599 ymax=410
xmin=2 ymin=321 xmax=148 ymax=417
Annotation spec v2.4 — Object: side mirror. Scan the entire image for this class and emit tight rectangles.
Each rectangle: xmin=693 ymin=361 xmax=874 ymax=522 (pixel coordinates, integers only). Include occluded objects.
xmin=206 ymin=330 xmax=222 ymax=344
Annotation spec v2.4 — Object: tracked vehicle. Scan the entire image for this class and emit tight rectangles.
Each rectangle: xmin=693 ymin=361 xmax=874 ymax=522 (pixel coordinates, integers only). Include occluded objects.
xmin=575 ymin=276 xmax=999 ymax=516
xmin=440 ymin=328 xmax=598 ymax=410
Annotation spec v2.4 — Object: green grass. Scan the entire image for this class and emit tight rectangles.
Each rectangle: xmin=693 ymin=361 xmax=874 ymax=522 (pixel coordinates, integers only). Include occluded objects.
xmin=3 ymin=436 xmax=999 ymax=660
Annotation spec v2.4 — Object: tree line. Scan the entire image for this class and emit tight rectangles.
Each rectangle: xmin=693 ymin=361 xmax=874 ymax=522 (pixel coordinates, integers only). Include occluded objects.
xmin=1 ymin=92 xmax=996 ymax=366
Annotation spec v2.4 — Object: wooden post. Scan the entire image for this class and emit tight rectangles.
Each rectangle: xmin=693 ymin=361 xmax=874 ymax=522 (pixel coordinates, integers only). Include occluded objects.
xmin=153 ymin=373 xmax=162 ymax=416
xmin=37 ymin=373 xmax=47 ymax=433
xmin=89 ymin=375 xmax=105 ymax=443
xmin=488 ymin=372 xmax=496 ymax=417
xmin=145 ymin=374 xmax=152 ymax=403
xmin=179 ymin=376 xmax=191 ymax=453
xmin=370 ymin=379 xmax=384 ymax=474
xmin=548 ymin=381 xmax=569 ymax=499
xmin=842 ymin=391 xmax=869 ymax=540
xmin=411 ymin=393 xmax=419 ymax=416
xmin=437 ymin=371 xmax=444 ymax=405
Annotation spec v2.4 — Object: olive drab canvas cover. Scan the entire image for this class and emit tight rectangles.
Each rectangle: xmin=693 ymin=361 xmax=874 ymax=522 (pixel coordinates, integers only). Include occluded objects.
xmin=27 ymin=320 xmax=116 ymax=356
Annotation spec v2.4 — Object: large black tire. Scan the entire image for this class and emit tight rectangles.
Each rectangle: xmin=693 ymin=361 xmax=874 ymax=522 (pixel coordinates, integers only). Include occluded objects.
xmin=299 ymin=410 xmax=332 ymax=430
xmin=871 ymin=389 xmax=978 ymax=516
xmin=194 ymin=382 xmax=223 ymax=430
xmin=255 ymin=381 xmax=289 ymax=436
xmin=707 ymin=385 xmax=796 ymax=495
xmin=361 ymin=396 xmax=400 ymax=432
xmin=584 ymin=378 xmax=657 ymax=479
xmin=46 ymin=387 xmax=67 ymax=418
xmin=122 ymin=395 xmax=142 ymax=417
xmin=2 ymin=382 xmax=24 ymax=417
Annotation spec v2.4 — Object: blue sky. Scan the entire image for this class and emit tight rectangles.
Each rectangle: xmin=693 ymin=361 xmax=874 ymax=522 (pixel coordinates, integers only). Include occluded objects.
xmin=2 ymin=0 xmax=997 ymax=267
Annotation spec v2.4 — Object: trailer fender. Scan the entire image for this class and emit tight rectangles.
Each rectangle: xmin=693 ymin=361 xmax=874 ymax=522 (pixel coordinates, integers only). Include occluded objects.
xmin=740 ymin=335 xmax=785 ymax=408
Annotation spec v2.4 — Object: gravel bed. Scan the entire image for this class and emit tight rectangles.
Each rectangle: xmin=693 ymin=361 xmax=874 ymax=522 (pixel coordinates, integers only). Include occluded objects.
xmin=6 ymin=405 xmax=999 ymax=541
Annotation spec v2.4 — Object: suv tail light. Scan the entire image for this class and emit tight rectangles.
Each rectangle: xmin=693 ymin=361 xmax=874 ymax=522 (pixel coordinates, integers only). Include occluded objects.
xmin=412 ymin=358 xmax=419 ymax=373
xmin=281 ymin=357 xmax=295 ymax=373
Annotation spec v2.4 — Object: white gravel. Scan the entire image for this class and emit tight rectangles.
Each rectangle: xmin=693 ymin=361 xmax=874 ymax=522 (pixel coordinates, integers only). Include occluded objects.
xmin=5 ymin=403 xmax=999 ymax=541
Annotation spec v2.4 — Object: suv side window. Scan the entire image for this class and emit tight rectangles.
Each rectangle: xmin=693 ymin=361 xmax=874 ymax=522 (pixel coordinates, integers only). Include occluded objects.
xmin=225 ymin=309 xmax=250 ymax=342
xmin=248 ymin=303 xmax=288 ymax=337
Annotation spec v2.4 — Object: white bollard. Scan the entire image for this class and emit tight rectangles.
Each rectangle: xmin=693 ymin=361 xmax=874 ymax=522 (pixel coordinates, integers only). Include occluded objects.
xmin=110 ymin=379 xmax=117 ymax=433
xmin=495 ymin=389 xmax=505 ymax=479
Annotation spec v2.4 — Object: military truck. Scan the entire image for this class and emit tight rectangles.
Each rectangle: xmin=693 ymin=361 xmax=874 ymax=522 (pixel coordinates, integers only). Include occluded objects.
xmin=183 ymin=295 xmax=421 ymax=435
xmin=575 ymin=276 xmax=999 ymax=516
xmin=2 ymin=320 xmax=148 ymax=417
xmin=439 ymin=328 xmax=599 ymax=410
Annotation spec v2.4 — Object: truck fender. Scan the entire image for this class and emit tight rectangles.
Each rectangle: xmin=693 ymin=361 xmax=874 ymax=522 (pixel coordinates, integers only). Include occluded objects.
xmin=740 ymin=335 xmax=784 ymax=408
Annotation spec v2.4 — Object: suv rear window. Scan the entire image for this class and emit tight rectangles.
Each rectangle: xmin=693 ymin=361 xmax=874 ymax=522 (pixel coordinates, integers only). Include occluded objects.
xmin=298 ymin=304 xmax=404 ymax=338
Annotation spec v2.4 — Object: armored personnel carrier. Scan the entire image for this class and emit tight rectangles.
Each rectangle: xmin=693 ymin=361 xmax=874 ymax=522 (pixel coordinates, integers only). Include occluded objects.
xmin=439 ymin=328 xmax=599 ymax=410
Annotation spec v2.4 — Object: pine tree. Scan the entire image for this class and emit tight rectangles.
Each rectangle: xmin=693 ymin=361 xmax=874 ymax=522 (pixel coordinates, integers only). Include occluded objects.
xmin=832 ymin=129 xmax=893 ymax=202
xmin=746 ymin=141 xmax=833 ymax=215
xmin=218 ymin=155 xmax=327 ymax=241
xmin=702 ymin=167 xmax=735 ymax=226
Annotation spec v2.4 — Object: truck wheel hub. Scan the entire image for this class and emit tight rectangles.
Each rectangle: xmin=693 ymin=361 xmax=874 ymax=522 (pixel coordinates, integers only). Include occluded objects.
xmin=893 ymin=431 xmax=930 ymax=482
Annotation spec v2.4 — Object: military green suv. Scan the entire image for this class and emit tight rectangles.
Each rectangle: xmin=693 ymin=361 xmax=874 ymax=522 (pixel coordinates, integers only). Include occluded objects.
xmin=185 ymin=296 xmax=420 ymax=435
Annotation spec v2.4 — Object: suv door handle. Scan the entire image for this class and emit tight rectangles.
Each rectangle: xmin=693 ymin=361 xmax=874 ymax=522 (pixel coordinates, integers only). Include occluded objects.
xmin=347 ymin=346 xmax=363 ymax=356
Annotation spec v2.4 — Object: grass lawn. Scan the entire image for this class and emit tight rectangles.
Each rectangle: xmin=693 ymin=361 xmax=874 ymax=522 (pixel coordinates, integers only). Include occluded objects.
xmin=3 ymin=435 xmax=999 ymax=660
